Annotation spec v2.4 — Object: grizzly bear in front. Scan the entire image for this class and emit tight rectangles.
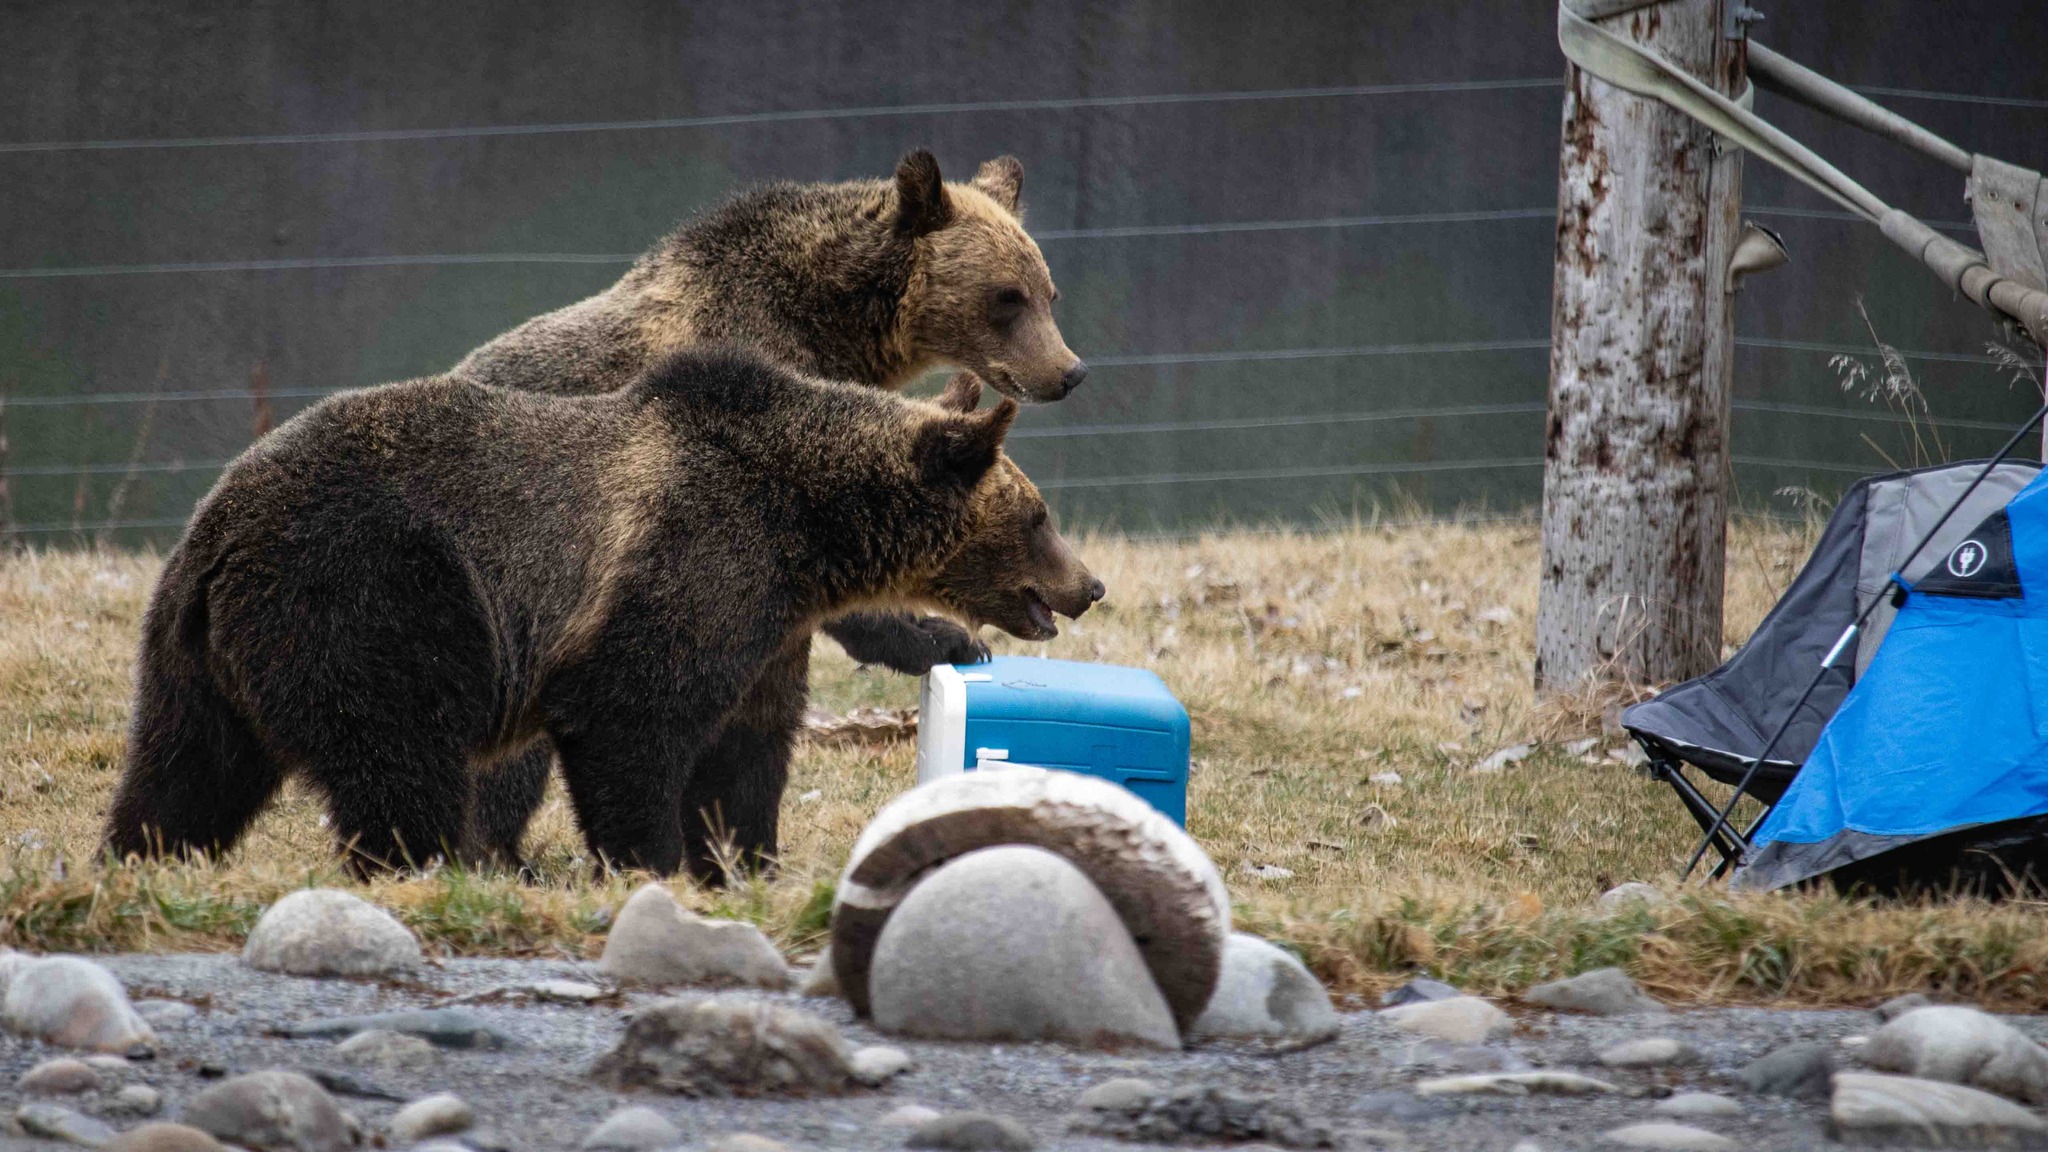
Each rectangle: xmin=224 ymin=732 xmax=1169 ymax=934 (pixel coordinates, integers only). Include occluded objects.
xmin=102 ymin=349 xmax=1100 ymax=876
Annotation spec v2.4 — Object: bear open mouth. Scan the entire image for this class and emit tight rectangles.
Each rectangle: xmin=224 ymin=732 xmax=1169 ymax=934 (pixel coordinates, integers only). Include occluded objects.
xmin=1021 ymin=588 xmax=1058 ymax=638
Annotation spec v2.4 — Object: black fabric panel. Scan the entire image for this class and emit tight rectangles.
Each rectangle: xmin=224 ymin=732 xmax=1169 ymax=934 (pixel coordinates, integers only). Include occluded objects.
xmin=1915 ymin=508 xmax=2023 ymax=600
xmin=1622 ymin=476 xmax=1874 ymax=793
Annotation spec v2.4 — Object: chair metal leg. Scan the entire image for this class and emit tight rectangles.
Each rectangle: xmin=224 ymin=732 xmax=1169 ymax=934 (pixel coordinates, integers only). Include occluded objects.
xmin=1644 ymin=747 xmax=1747 ymax=869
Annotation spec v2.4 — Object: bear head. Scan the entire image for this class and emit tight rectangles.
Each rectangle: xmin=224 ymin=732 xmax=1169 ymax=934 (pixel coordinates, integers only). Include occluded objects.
xmin=914 ymin=372 xmax=1103 ymax=640
xmin=892 ymin=150 xmax=1088 ymax=405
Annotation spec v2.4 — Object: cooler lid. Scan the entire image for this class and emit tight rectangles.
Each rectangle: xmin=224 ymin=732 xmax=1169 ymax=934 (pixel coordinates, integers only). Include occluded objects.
xmin=960 ymin=656 xmax=1186 ymax=732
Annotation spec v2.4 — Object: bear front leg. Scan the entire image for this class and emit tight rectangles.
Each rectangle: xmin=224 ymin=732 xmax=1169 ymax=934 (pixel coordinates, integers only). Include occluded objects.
xmin=822 ymin=610 xmax=988 ymax=674
xmin=677 ymin=638 xmax=809 ymax=883
xmin=550 ymin=702 xmax=700 ymax=877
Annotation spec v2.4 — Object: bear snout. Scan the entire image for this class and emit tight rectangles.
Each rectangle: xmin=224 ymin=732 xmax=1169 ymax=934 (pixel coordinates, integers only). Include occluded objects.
xmin=1057 ymin=360 xmax=1089 ymax=398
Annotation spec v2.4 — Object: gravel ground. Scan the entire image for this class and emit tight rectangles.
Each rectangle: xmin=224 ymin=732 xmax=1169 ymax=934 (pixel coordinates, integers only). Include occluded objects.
xmin=0 ymin=954 xmax=2035 ymax=1151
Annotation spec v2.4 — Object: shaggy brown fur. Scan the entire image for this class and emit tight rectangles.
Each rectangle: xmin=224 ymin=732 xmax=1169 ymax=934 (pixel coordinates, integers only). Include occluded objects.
xmin=103 ymin=349 xmax=1100 ymax=878
xmin=450 ymin=151 xmax=1087 ymax=869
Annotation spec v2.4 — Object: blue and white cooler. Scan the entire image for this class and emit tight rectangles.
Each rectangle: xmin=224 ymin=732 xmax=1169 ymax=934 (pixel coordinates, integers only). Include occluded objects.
xmin=914 ymin=656 xmax=1191 ymax=825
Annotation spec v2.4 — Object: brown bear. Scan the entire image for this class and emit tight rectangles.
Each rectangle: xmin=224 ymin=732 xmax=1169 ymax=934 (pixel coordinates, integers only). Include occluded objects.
xmin=451 ymin=150 xmax=1085 ymax=868
xmin=102 ymin=348 xmax=1100 ymax=877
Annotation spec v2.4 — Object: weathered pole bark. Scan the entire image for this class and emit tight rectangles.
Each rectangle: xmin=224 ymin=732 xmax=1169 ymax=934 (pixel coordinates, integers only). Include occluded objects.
xmin=1535 ymin=0 xmax=1745 ymax=690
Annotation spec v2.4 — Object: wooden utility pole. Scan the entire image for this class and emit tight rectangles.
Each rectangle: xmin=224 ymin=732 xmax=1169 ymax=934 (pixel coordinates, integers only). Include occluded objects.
xmin=1535 ymin=0 xmax=1746 ymax=690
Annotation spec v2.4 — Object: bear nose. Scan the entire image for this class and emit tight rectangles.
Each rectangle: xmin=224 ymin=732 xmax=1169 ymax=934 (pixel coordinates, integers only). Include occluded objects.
xmin=1087 ymin=578 xmax=1106 ymax=603
xmin=1058 ymin=360 xmax=1089 ymax=397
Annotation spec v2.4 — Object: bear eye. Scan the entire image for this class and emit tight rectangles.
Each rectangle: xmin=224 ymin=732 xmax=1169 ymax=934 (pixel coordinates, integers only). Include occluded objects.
xmin=991 ymin=287 xmax=1028 ymax=315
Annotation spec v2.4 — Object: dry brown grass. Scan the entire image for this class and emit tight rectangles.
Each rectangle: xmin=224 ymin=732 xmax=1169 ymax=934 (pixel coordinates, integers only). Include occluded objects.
xmin=7 ymin=519 xmax=2048 ymax=1009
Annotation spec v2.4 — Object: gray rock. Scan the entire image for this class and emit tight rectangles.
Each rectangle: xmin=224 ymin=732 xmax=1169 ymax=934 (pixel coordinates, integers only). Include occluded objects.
xmin=877 ymin=1105 xmax=944 ymax=1129
xmin=1189 ymin=933 xmax=1338 ymax=1042
xmin=597 ymin=884 xmax=792 ymax=990
xmin=1381 ymin=996 xmax=1512 ymax=1045
xmin=526 ymin=979 xmax=606 ymax=1003
xmin=102 ymin=1123 xmax=229 ymax=1152
xmin=1876 ymin=992 xmax=1935 ymax=1022
xmin=1831 ymin=1072 xmax=2048 ymax=1146
xmin=18 ymin=1056 xmax=102 ymax=1095
xmin=278 ymin=1008 xmax=515 ymax=1050
xmin=242 ymin=889 xmax=420 ymax=978
xmin=1353 ymin=1091 xmax=1450 ymax=1124
xmin=1396 ymin=1039 xmax=1531 ymax=1074
xmin=1596 ymin=883 xmax=1672 ymax=914
xmin=1077 ymin=1078 xmax=1161 ymax=1113
xmin=1597 ymin=1037 xmax=1700 ymax=1067
xmin=1379 ymin=977 xmax=1463 ymax=1007
xmin=1739 ymin=1041 xmax=1836 ymax=1099
xmin=181 ymin=1069 xmax=361 ymax=1152
xmin=133 ymin=1000 xmax=199 ymax=1029
xmin=1069 ymin=1084 xmax=1334 ymax=1149
xmin=849 ymin=1044 xmax=912 ymax=1086
xmin=15 ymin=1103 xmax=118 ymax=1146
xmin=797 ymin=947 xmax=839 ymax=999
xmin=409 ymin=1145 xmax=473 ymax=1152
xmin=1 ymin=956 xmax=157 ymax=1053
xmin=868 ymin=846 xmax=1181 ymax=1049
xmin=1413 ymin=1072 xmax=1620 ymax=1097
xmin=111 ymin=1084 xmax=163 ymax=1116
xmin=1522 ymin=968 xmax=1664 ymax=1016
xmin=388 ymin=1093 xmax=472 ymax=1143
xmin=1596 ymin=1122 xmax=1737 ymax=1151
xmin=591 ymin=996 xmax=853 ymax=1096
xmin=333 ymin=1028 xmax=438 ymax=1070
xmin=906 ymin=1111 xmax=1036 ymax=1151
xmin=1864 ymin=1004 xmax=2048 ymax=1103
xmin=705 ymin=1137 xmax=791 ymax=1152
xmin=1652 ymin=1093 xmax=1745 ymax=1120
xmin=580 ymin=1105 xmax=680 ymax=1151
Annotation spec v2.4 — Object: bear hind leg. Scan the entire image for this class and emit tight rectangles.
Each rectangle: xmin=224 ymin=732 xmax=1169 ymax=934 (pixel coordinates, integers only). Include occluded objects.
xmin=104 ymin=657 xmax=283 ymax=864
xmin=678 ymin=640 xmax=807 ymax=884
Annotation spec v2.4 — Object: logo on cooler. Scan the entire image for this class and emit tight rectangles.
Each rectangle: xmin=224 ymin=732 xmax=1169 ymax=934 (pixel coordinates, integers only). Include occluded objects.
xmin=1946 ymin=539 xmax=1988 ymax=578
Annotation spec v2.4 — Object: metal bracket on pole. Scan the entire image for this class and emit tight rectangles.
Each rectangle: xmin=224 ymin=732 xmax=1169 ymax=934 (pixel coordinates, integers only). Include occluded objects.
xmin=1723 ymin=3 xmax=1764 ymax=40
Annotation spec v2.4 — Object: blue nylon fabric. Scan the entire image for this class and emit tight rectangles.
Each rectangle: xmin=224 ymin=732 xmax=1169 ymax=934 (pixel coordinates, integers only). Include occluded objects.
xmin=1754 ymin=469 xmax=2048 ymax=850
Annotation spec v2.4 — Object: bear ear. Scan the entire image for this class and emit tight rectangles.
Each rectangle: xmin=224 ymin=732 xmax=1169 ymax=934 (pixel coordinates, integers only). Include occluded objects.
xmin=972 ymin=155 xmax=1024 ymax=215
xmin=934 ymin=370 xmax=984 ymax=414
xmin=893 ymin=149 xmax=953 ymax=238
xmin=917 ymin=398 xmax=1018 ymax=489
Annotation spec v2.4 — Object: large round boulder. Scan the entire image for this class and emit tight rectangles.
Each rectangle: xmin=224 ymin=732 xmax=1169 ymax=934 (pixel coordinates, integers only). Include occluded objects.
xmin=830 ymin=768 xmax=1228 ymax=1032
xmin=869 ymin=845 xmax=1180 ymax=1049
xmin=243 ymin=889 xmax=420 ymax=977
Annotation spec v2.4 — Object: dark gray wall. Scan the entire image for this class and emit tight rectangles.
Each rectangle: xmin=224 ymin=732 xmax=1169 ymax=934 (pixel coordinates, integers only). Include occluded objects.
xmin=3 ymin=1 xmax=2045 ymax=542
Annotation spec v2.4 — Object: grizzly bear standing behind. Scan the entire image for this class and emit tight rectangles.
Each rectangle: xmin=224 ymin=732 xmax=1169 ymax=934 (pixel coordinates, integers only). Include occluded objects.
xmin=450 ymin=150 xmax=1086 ymax=869
xmin=102 ymin=349 xmax=1101 ymax=876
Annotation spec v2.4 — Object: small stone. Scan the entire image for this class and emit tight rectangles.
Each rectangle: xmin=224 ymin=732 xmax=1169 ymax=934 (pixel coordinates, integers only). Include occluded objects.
xmin=1381 ymin=996 xmax=1512 ymax=1045
xmin=182 ymin=1069 xmax=360 ymax=1152
xmin=410 ymin=1145 xmax=473 ymax=1152
xmin=798 ymin=947 xmax=839 ymax=999
xmin=15 ymin=1103 xmax=118 ymax=1146
xmin=334 ymin=1028 xmax=439 ymax=1070
xmin=591 ymin=996 xmax=853 ymax=1096
xmin=1596 ymin=883 xmax=1672 ymax=914
xmin=1413 ymin=1071 xmax=1619 ymax=1096
xmin=527 ymin=979 xmax=605 ymax=1003
xmin=1597 ymin=1122 xmax=1737 ymax=1151
xmin=1072 ymin=1084 xmax=1333 ymax=1148
xmin=389 ymin=1093 xmax=473 ymax=1142
xmin=84 ymin=1054 xmax=130 ymax=1073
xmin=581 ymin=1105 xmax=681 ymax=1151
xmin=1510 ymin=1143 xmax=1545 ymax=1152
xmin=1864 ymin=1004 xmax=2048 ymax=1103
xmin=243 ymin=888 xmax=420 ymax=977
xmin=705 ymin=1136 xmax=791 ymax=1152
xmin=111 ymin=1085 xmax=163 ymax=1116
xmin=133 ymin=1000 xmax=199 ymax=1029
xmin=103 ymin=1123 xmax=229 ymax=1152
xmin=877 ymin=1105 xmax=944 ymax=1129
xmin=1739 ymin=1041 xmax=1836 ymax=1099
xmin=869 ymin=846 xmax=1180 ymax=1049
xmin=1 ymin=956 xmax=157 ymax=1053
xmin=1652 ymin=1093 xmax=1745 ymax=1120
xmin=1876 ymin=992 xmax=1934 ymax=1022
xmin=907 ymin=1111 xmax=1036 ymax=1152
xmin=279 ymin=1008 xmax=515 ymax=1050
xmin=850 ymin=1044 xmax=912 ymax=1086
xmin=1597 ymin=1037 xmax=1700 ymax=1067
xmin=1831 ymin=1072 xmax=2048 ymax=1146
xmin=598 ymin=884 xmax=793 ymax=990
xmin=1078 ymin=1078 xmax=1161 ymax=1113
xmin=1379 ymin=977 xmax=1463 ymax=1006
xmin=1396 ymin=1039 xmax=1530 ymax=1073
xmin=1190 ymin=933 xmax=1338 ymax=1043
xmin=1522 ymin=968 xmax=1664 ymax=1016
xmin=18 ymin=1057 xmax=102 ymax=1095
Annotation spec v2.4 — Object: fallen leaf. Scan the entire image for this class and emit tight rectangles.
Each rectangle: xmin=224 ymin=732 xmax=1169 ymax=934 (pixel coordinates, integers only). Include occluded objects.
xmin=1472 ymin=743 xmax=1533 ymax=773
xmin=1239 ymin=862 xmax=1295 ymax=881
xmin=1369 ymin=771 xmax=1404 ymax=786
xmin=801 ymin=706 xmax=917 ymax=745
xmin=1306 ymin=839 xmax=1347 ymax=852
xmin=1359 ymin=804 xmax=1398 ymax=831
